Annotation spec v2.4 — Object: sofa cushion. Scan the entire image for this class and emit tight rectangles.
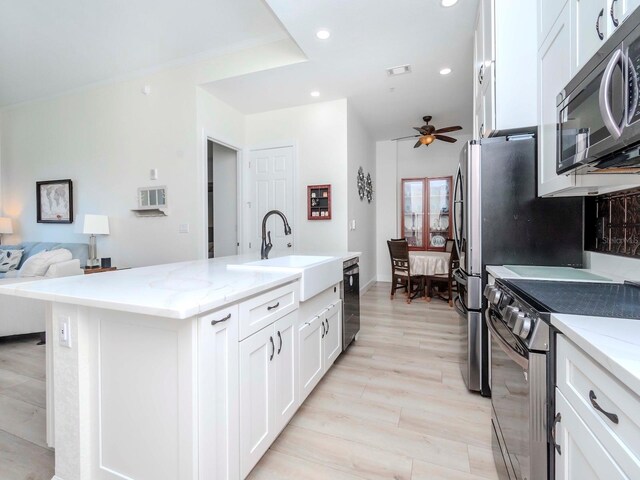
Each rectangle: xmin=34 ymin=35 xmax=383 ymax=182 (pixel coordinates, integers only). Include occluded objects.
xmin=20 ymin=248 xmax=72 ymax=277
xmin=0 ymin=249 xmax=24 ymax=273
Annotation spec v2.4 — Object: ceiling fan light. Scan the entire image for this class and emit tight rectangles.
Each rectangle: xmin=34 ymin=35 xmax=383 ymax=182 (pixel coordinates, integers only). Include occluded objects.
xmin=420 ymin=135 xmax=435 ymax=145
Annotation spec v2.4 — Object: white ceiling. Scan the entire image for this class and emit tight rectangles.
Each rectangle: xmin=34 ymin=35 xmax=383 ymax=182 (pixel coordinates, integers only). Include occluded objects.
xmin=204 ymin=0 xmax=479 ymax=141
xmin=0 ymin=0 xmax=287 ymax=106
xmin=1 ymin=0 xmax=478 ymax=142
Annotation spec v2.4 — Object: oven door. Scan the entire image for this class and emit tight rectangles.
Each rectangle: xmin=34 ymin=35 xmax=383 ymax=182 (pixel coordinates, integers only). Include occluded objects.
xmin=557 ymin=46 xmax=627 ymax=174
xmin=486 ymin=309 xmax=531 ymax=480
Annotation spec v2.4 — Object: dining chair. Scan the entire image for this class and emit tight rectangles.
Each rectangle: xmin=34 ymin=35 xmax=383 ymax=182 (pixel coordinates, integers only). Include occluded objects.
xmin=387 ymin=239 xmax=425 ymax=303
xmin=425 ymin=239 xmax=459 ymax=307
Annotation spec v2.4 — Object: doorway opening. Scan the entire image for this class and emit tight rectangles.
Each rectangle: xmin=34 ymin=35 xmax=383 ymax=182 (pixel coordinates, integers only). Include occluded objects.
xmin=207 ymin=139 xmax=239 ymax=258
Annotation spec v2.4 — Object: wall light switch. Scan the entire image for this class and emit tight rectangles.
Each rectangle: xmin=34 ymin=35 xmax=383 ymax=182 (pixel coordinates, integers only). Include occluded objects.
xmin=351 ymin=219 xmax=357 ymax=230
xmin=179 ymin=223 xmax=190 ymax=234
xmin=59 ymin=317 xmax=71 ymax=348
xmin=150 ymin=168 xmax=158 ymax=180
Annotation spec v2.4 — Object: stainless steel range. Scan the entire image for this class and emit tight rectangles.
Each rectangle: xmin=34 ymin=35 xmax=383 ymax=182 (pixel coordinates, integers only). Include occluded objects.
xmin=484 ymin=281 xmax=551 ymax=480
xmin=485 ymin=277 xmax=640 ymax=480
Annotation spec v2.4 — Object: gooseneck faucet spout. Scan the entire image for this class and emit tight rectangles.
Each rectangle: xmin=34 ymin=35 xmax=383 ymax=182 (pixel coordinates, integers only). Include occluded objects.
xmin=261 ymin=210 xmax=292 ymax=259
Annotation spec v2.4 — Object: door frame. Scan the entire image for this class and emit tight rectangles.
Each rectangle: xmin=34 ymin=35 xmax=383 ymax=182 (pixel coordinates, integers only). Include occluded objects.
xmin=243 ymin=140 xmax=298 ymax=255
xmin=201 ymin=129 xmax=243 ymax=259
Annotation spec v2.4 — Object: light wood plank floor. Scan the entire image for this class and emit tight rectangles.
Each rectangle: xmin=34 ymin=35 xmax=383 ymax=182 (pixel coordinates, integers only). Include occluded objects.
xmin=0 ymin=334 xmax=53 ymax=480
xmin=249 ymin=283 xmax=498 ymax=480
xmin=2 ymin=283 xmax=497 ymax=480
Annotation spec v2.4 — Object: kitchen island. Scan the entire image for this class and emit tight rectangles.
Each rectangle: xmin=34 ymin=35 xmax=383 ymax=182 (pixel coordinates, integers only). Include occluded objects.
xmin=0 ymin=253 xmax=354 ymax=480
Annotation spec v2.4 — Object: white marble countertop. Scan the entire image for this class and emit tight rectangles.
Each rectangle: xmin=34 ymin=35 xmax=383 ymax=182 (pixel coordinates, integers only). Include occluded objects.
xmin=552 ymin=314 xmax=640 ymax=395
xmin=0 ymin=254 xmax=312 ymax=319
xmin=486 ymin=265 xmax=617 ymax=282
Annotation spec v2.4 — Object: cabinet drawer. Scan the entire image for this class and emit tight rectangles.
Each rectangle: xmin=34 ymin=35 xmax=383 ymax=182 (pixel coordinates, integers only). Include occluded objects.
xmin=557 ymin=335 xmax=640 ymax=477
xmin=239 ymin=282 xmax=298 ymax=340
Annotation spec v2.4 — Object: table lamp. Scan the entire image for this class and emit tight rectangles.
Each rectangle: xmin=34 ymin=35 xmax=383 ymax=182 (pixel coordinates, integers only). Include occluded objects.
xmin=0 ymin=217 xmax=13 ymax=245
xmin=82 ymin=214 xmax=109 ymax=268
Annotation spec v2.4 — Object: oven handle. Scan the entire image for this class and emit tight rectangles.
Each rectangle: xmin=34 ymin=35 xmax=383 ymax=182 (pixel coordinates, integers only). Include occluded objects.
xmin=599 ymin=48 xmax=624 ymax=140
xmin=485 ymin=309 xmax=529 ymax=370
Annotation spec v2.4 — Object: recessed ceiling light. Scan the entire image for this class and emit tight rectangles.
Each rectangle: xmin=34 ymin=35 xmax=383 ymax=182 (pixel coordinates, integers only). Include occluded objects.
xmin=316 ymin=29 xmax=331 ymax=40
xmin=387 ymin=64 xmax=412 ymax=76
xmin=310 ymin=91 xmax=320 ymax=97
xmin=441 ymin=0 xmax=459 ymax=6
xmin=440 ymin=67 xmax=452 ymax=75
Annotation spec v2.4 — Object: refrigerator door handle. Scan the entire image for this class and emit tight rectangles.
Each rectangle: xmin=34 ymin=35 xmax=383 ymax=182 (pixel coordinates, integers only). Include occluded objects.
xmin=453 ymin=164 xmax=464 ymax=261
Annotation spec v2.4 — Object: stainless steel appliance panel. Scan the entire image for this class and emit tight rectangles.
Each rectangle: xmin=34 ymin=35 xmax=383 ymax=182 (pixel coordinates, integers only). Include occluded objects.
xmin=453 ymin=298 xmax=483 ymax=393
xmin=487 ymin=309 xmax=547 ymax=480
xmin=342 ymin=258 xmax=360 ymax=351
xmin=454 ymin=143 xmax=482 ymax=277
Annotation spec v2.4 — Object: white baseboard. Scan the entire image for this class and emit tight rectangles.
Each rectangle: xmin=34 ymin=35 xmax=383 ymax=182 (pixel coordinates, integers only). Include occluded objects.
xmin=360 ymin=277 xmax=376 ymax=295
xmin=52 ymin=476 xmax=65 ymax=480
xmin=376 ymin=274 xmax=391 ymax=283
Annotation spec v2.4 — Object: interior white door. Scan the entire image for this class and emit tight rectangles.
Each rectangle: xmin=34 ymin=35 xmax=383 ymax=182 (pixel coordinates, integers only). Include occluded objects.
xmin=298 ymin=313 xmax=324 ymax=402
xmin=239 ymin=325 xmax=276 ymax=478
xmin=249 ymin=146 xmax=294 ymax=256
xmin=198 ymin=306 xmax=239 ymax=480
xmin=273 ymin=312 xmax=298 ymax=433
xmin=323 ymin=301 xmax=342 ymax=369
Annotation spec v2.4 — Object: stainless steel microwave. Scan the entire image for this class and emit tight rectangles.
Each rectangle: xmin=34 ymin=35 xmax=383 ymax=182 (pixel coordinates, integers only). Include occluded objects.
xmin=557 ymin=10 xmax=640 ymax=175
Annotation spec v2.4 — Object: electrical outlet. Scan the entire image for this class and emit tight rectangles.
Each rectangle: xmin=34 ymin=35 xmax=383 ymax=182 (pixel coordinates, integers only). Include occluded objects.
xmin=59 ymin=317 xmax=71 ymax=348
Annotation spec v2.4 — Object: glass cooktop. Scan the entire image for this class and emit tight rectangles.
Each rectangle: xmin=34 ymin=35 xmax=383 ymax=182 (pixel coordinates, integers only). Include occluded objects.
xmin=502 ymin=279 xmax=640 ymax=320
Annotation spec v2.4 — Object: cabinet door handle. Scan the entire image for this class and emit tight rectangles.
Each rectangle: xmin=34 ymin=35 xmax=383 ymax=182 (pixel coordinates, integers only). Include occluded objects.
xmin=589 ymin=390 xmax=619 ymax=424
xmin=479 ymin=123 xmax=484 ymax=139
xmin=326 ymin=318 xmax=329 ymax=334
xmin=550 ymin=413 xmax=562 ymax=455
xmin=478 ymin=64 xmax=484 ymax=85
xmin=321 ymin=321 xmax=326 ymax=338
xmin=269 ymin=336 xmax=275 ymax=361
xmin=596 ymin=8 xmax=604 ymax=40
xmin=211 ymin=313 xmax=231 ymax=325
xmin=611 ymin=0 xmax=619 ymax=27
xmin=277 ymin=331 xmax=282 ymax=354
xmin=267 ymin=302 xmax=280 ymax=311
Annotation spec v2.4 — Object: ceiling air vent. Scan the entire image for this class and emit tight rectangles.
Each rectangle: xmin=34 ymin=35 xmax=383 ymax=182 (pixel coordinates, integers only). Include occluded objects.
xmin=387 ymin=64 xmax=412 ymax=76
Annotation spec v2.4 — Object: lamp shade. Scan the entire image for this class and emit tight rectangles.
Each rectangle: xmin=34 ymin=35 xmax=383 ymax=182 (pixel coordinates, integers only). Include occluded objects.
xmin=0 ymin=217 xmax=13 ymax=234
xmin=82 ymin=214 xmax=110 ymax=235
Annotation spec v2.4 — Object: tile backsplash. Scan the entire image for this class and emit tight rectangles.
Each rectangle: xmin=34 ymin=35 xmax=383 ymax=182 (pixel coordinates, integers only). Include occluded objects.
xmin=586 ymin=187 xmax=640 ymax=259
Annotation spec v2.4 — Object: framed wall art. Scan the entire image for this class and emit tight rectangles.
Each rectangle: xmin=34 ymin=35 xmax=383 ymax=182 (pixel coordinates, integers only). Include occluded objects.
xmin=36 ymin=179 xmax=73 ymax=224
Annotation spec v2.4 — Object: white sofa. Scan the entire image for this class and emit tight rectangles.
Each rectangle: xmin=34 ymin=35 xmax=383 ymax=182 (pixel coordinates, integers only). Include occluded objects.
xmin=0 ymin=242 xmax=87 ymax=337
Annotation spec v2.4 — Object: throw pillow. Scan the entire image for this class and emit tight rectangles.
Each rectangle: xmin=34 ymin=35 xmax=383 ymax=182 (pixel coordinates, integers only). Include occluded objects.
xmin=0 ymin=249 xmax=24 ymax=273
xmin=20 ymin=248 xmax=72 ymax=277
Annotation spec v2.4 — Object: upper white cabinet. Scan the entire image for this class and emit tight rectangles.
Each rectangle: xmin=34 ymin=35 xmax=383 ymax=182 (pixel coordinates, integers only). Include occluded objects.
xmin=537 ymin=0 xmax=640 ymax=196
xmin=473 ymin=0 xmax=537 ymax=138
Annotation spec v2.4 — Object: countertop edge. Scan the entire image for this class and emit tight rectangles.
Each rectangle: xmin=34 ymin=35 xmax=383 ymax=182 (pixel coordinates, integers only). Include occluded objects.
xmin=551 ymin=313 xmax=640 ymax=396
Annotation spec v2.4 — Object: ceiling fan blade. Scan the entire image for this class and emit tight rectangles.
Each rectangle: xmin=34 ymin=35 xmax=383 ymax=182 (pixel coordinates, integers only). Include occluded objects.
xmin=392 ymin=134 xmax=421 ymax=141
xmin=413 ymin=127 xmax=428 ymax=135
xmin=434 ymin=135 xmax=458 ymax=143
xmin=413 ymin=140 xmax=422 ymax=148
xmin=433 ymin=125 xmax=463 ymax=134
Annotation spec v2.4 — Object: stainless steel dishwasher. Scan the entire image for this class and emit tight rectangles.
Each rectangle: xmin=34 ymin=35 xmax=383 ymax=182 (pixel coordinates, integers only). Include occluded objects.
xmin=341 ymin=257 xmax=360 ymax=350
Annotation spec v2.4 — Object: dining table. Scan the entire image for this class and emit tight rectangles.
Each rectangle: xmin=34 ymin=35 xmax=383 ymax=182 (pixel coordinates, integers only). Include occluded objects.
xmin=409 ymin=250 xmax=451 ymax=276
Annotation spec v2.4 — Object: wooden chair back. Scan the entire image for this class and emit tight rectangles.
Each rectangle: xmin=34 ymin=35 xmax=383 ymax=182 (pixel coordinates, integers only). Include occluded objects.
xmin=387 ymin=239 xmax=410 ymax=276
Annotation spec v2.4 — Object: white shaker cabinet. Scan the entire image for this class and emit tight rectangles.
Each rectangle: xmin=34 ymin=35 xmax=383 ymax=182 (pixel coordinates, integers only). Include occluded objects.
xmin=573 ymin=0 xmax=609 ymax=72
xmin=472 ymin=0 xmax=537 ymax=138
xmin=555 ymin=391 xmax=627 ymax=480
xmin=239 ymin=311 xmax=299 ymax=478
xmin=198 ymin=306 xmax=240 ymax=480
xmin=298 ymin=313 xmax=324 ymax=402
xmin=323 ymin=301 xmax=342 ymax=369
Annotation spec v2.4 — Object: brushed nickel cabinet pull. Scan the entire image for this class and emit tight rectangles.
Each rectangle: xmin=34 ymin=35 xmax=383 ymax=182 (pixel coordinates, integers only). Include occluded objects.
xmin=211 ymin=313 xmax=231 ymax=325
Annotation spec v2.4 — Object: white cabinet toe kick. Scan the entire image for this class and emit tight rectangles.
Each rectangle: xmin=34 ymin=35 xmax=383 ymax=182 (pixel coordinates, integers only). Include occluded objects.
xmin=46 ymin=280 xmax=343 ymax=480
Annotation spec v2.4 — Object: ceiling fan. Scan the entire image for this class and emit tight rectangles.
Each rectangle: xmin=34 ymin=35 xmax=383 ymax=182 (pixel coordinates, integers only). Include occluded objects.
xmin=393 ymin=116 xmax=462 ymax=148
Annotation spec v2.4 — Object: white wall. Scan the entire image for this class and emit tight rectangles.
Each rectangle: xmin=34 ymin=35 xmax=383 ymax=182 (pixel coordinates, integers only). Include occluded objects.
xmin=245 ymin=99 xmax=349 ymax=253
xmin=0 ymin=39 xmax=304 ymax=267
xmin=375 ymin=135 xmax=471 ymax=281
xmin=347 ymin=104 xmax=376 ymax=290
xmin=209 ymin=141 xmax=238 ymax=257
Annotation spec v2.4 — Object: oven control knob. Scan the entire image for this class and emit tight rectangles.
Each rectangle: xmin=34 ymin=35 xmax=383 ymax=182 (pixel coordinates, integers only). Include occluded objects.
xmin=512 ymin=312 xmax=526 ymax=336
xmin=484 ymin=284 xmax=496 ymax=299
xmin=505 ymin=306 xmax=519 ymax=328
xmin=491 ymin=289 xmax=503 ymax=305
xmin=519 ymin=316 xmax=533 ymax=339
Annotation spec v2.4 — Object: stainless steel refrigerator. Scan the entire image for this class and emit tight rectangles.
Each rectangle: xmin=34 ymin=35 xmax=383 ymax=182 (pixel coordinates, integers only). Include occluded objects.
xmin=452 ymin=132 xmax=583 ymax=396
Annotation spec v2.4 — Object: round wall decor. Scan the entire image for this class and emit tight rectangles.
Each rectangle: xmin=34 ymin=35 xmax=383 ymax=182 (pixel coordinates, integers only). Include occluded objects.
xmin=357 ymin=167 xmax=366 ymax=200
xmin=365 ymin=173 xmax=373 ymax=203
